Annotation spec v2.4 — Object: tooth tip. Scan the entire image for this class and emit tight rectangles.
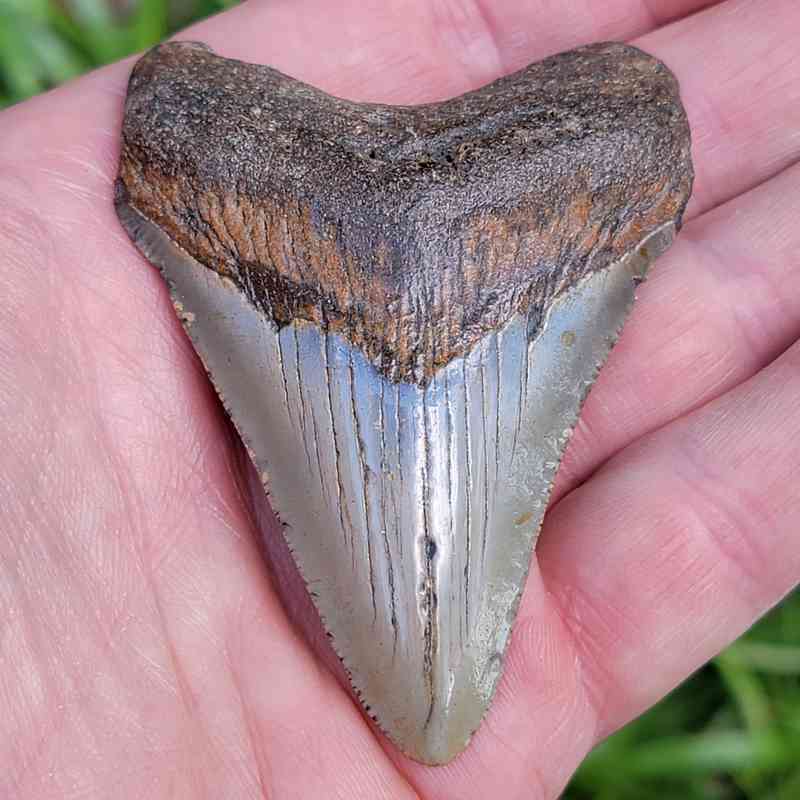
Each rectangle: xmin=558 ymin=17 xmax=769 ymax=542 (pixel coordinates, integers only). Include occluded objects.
xmin=369 ymin=672 xmax=489 ymax=765
xmin=405 ymin=728 xmax=474 ymax=767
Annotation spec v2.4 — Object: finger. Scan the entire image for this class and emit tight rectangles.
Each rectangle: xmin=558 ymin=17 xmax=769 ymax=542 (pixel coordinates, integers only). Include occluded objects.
xmin=540 ymin=335 xmax=800 ymax=738
xmin=554 ymin=158 xmax=800 ymax=503
xmin=637 ymin=0 xmax=800 ymax=220
xmin=448 ymin=0 xmax=721 ymax=78
xmin=406 ymin=334 xmax=800 ymax=799
xmin=0 ymin=0 xmax=722 ymax=176
xmin=198 ymin=0 xmax=720 ymax=102
xmin=553 ymin=0 xmax=800 ymax=514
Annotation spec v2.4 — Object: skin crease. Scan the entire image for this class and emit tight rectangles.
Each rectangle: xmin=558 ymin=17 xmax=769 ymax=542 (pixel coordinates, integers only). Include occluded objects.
xmin=0 ymin=0 xmax=799 ymax=796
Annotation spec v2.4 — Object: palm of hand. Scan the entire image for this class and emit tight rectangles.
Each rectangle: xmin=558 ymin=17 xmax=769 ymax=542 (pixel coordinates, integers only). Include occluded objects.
xmin=1 ymin=1 xmax=799 ymax=798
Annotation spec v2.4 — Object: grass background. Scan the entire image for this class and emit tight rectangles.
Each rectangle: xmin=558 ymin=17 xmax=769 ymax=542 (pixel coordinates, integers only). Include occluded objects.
xmin=1 ymin=1 xmax=798 ymax=797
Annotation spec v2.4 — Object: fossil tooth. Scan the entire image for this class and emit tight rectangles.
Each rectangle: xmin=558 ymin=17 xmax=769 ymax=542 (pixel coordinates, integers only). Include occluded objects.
xmin=115 ymin=40 xmax=693 ymax=764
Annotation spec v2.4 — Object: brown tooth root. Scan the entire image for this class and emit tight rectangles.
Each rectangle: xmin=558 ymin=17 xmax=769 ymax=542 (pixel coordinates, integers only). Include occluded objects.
xmin=115 ymin=40 xmax=693 ymax=765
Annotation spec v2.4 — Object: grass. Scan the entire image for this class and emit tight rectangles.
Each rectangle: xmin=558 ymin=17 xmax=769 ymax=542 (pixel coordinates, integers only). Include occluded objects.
xmin=1 ymin=2 xmax=798 ymax=797
xmin=566 ymin=591 xmax=800 ymax=799
xmin=0 ymin=0 xmax=238 ymax=107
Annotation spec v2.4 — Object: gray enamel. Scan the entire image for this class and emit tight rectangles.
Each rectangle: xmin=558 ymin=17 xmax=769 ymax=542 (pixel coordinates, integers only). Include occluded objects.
xmin=118 ymin=201 xmax=674 ymax=764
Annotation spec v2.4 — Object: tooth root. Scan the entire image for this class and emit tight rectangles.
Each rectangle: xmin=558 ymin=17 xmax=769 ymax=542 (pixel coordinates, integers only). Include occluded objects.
xmin=116 ymin=201 xmax=674 ymax=763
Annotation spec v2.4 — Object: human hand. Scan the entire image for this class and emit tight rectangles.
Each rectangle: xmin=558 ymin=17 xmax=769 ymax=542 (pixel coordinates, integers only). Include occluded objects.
xmin=1 ymin=1 xmax=799 ymax=797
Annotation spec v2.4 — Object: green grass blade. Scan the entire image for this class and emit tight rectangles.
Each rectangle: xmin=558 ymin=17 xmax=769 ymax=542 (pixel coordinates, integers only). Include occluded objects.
xmin=60 ymin=0 xmax=129 ymax=64
xmin=27 ymin=26 xmax=87 ymax=85
xmin=579 ymin=730 xmax=799 ymax=782
xmin=777 ymin=767 xmax=800 ymax=800
xmin=0 ymin=0 xmax=50 ymax=20
xmin=726 ymin=642 xmax=800 ymax=675
xmin=715 ymin=651 xmax=773 ymax=732
xmin=65 ymin=0 xmax=114 ymax=29
xmin=131 ymin=0 xmax=169 ymax=50
xmin=0 ymin=15 xmax=44 ymax=100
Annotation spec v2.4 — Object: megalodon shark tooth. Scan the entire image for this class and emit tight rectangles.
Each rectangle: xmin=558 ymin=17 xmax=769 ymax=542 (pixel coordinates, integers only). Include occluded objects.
xmin=114 ymin=40 xmax=693 ymax=765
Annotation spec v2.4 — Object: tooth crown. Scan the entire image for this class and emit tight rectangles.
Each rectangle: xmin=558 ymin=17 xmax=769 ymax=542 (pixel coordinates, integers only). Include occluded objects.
xmin=117 ymin=40 xmax=692 ymax=385
xmin=116 ymin=41 xmax=692 ymax=764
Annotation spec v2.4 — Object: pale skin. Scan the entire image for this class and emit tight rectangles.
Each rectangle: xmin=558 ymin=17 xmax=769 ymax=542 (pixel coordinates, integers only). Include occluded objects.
xmin=1 ymin=0 xmax=799 ymax=797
